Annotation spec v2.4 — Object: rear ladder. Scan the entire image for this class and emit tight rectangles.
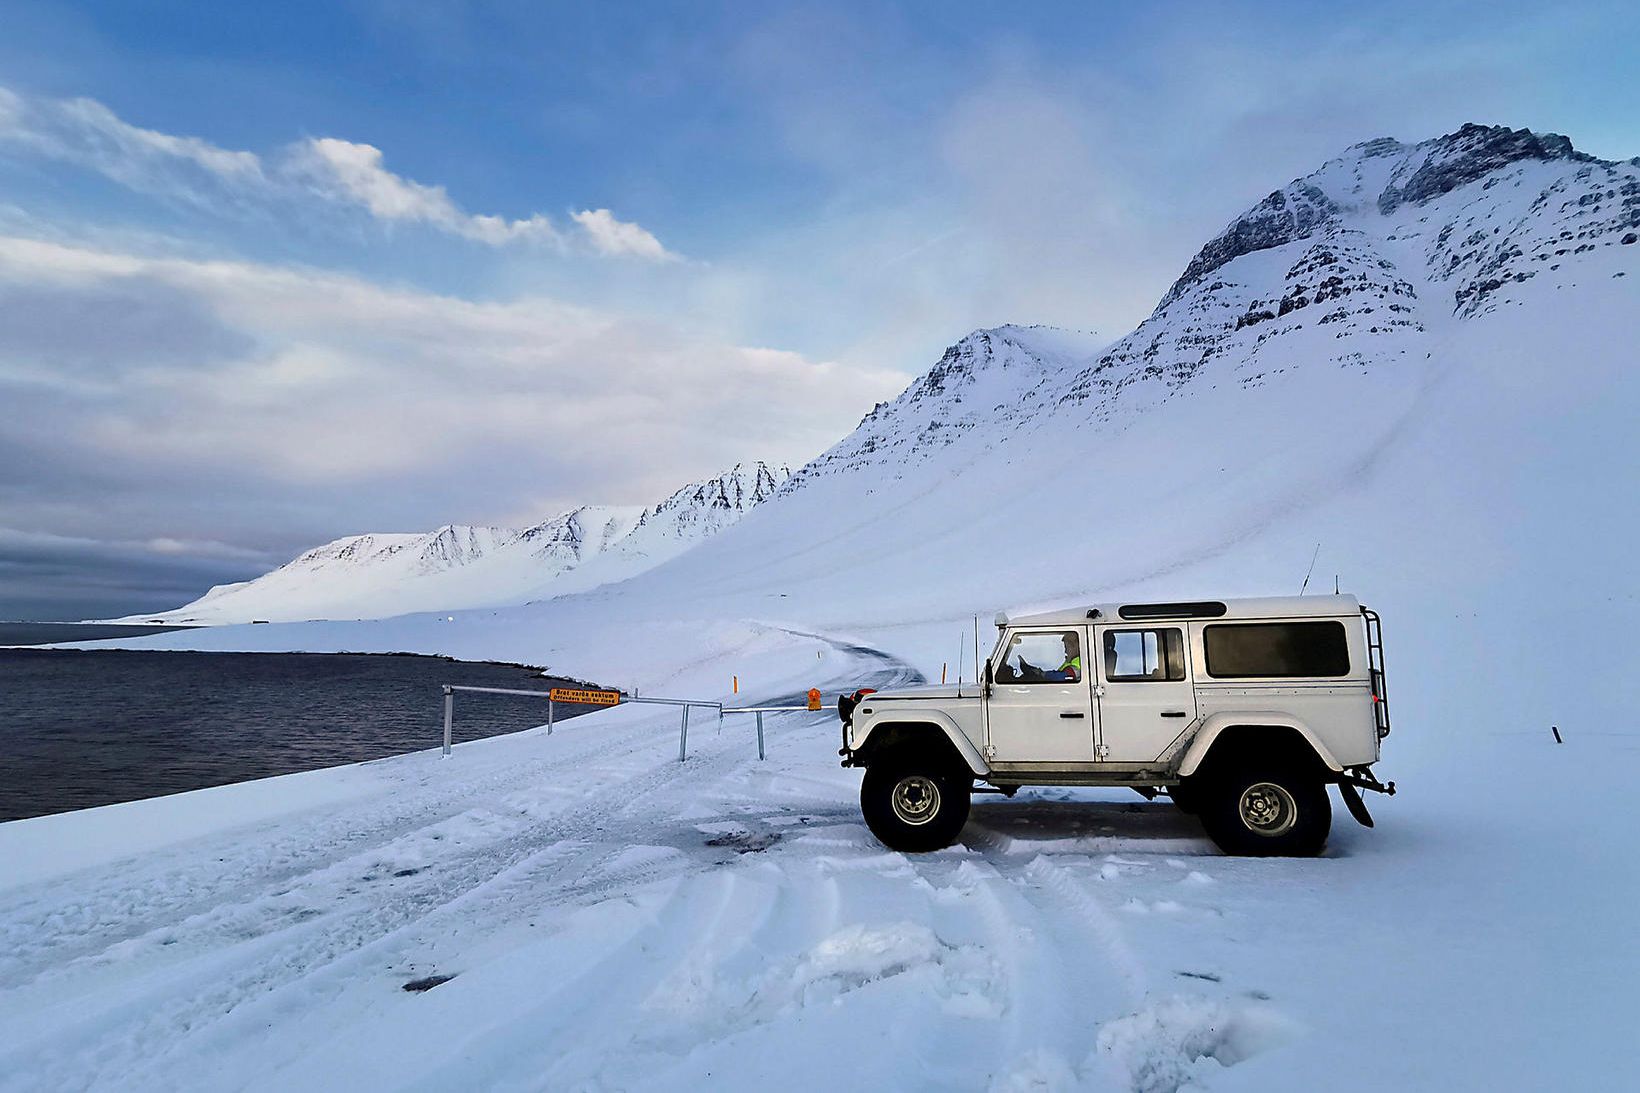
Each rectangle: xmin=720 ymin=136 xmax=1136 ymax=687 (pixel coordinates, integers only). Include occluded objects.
xmin=1361 ymin=605 xmax=1390 ymax=738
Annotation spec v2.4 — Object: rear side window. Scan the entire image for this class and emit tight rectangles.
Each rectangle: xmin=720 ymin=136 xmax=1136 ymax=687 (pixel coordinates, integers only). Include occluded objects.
xmin=1103 ymin=628 xmax=1186 ymax=682
xmin=1203 ymin=621 xmax=1350 ymax=678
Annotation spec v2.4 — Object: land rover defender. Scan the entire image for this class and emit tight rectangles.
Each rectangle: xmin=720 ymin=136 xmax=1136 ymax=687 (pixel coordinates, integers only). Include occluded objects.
xmin=838 ymin=596 xmax=1394 ymax=856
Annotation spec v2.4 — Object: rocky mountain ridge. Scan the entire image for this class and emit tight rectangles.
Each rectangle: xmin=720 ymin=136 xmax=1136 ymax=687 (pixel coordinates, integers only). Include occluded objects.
xmin=121 ymin=462 xmax=789 ymax=623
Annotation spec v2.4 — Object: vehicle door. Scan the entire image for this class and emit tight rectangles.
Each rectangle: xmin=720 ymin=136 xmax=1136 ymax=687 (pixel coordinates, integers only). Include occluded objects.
xmin=987 ymin=626 xmax=1095 ymax=762
xmin=1093 ymin=624 xmax=1197 ymax=763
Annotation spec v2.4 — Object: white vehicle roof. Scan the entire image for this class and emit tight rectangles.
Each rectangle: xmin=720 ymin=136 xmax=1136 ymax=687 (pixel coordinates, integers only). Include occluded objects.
xmin=1004 ymin=594 xmax=1362 ymax=628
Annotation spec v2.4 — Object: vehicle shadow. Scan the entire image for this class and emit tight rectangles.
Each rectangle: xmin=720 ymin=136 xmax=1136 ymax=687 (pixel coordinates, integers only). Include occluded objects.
xmin=965 ymin=795 xmax=1212 ymax=849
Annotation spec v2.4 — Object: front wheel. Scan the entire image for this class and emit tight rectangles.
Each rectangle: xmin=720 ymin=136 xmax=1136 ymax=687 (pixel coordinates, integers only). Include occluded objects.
xmin=1198 ymin=764 xmax=1331 ymax=856
xmin=1168 ymin=780 xmax=1200 ymax=814
xmin=861 ymin=754 xmax=971 ymax=852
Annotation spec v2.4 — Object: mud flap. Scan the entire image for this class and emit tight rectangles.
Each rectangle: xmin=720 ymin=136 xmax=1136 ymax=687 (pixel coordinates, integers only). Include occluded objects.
xmin=1337 ymin=780 xmax=1375 ymax=828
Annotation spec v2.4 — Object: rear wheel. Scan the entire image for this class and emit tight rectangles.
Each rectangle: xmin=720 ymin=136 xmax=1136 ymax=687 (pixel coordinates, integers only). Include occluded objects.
xmin=1199 ymin=763 xmax=1330 ymax=856
xmin=861 ymin=752 xmax=971 ymax=852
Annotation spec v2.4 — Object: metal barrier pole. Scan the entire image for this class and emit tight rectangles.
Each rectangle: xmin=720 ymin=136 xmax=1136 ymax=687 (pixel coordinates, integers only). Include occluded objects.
xmin=442 ymin=687 xmax=453 ymax=758
xmin=756 ymin=710 xmax=765 ymax=761
xmin=678 ymin=704 xmax=691 ymax=762
xmin=547 ymin=698 xmax=555 ymax=735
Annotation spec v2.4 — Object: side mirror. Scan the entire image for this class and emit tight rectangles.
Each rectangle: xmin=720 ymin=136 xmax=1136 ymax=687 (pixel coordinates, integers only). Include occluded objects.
xmin=983 ymin=660 xmax=993 ymax=696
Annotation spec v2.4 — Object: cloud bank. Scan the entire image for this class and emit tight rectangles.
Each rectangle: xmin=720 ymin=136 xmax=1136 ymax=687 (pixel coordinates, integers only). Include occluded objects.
xmin=0 ymin=232 xmax=902 ymax=615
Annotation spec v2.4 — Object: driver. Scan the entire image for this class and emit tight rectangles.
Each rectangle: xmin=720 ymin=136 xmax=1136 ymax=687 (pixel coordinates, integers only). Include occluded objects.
xmin=1052 ymin=634 xmax=1082 ymax=682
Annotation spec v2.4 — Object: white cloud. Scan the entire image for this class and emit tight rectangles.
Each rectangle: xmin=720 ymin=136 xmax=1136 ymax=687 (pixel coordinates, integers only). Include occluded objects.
xmin=0 ymin=84 xmax=676 ymax=259
xmin=570 ymin=208 xmax=680 ymax=261
xmin=0 ymin=86 xmax=25 ymax=131
xmin=57 ymin=96 xmax=266 ymax=183
xmin=0 ymin=87 xmax=266 ymax=210
xmin=290 ymin=137 xmax=563 ymax=246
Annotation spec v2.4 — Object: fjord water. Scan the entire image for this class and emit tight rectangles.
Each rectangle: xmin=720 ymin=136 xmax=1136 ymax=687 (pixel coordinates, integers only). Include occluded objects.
xmin=0 ymin=645 xmax=600 ymax=821
xmin=0 ymin=622 xmax=199 ymax=646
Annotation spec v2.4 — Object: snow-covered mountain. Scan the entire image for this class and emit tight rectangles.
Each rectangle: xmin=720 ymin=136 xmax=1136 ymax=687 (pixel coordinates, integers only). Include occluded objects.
xmin=797 ymin=124 xmax=1636 ymax=489
xmin=122 ymin=463 xmax=789 ymax=624
xmin=122 ymin=124 xmax=1636 ymax=632
xmin=499 ymin=121 xmax=1633 ymax=655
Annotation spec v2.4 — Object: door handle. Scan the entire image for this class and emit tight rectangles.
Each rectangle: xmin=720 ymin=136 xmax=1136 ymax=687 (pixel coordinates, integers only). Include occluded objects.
xmin=1059 ymin=711 xmax=1086 ymax=719
xmin=1160 ymin=710 xmax=1188 ymax=718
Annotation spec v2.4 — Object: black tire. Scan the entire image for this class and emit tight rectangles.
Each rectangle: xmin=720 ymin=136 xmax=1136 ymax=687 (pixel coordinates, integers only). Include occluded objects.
xmin=1198 ymin=763 xmax=1331 ymax=857
xmin=860 ymin=752 xmax=971 ymax=852
xmin=1168 ymin=780 xmax=1200 ymax=815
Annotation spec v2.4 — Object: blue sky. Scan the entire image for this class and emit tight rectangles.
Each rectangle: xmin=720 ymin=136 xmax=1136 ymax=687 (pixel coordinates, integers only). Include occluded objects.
xmin=1 ymin=0 xmax=1636 ymax=617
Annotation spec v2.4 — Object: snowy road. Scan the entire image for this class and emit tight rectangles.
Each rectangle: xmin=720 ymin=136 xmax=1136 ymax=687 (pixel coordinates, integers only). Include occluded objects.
xmin=2 ymin=630 xmax=1632 ymax=1091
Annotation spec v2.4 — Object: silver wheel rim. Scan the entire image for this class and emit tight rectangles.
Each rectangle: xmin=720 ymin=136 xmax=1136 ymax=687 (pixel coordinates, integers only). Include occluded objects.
xmin=890 ymin=775 xmax=941 ymax=826
xmin=1238 ymin=782 xmax=1298 ymax=837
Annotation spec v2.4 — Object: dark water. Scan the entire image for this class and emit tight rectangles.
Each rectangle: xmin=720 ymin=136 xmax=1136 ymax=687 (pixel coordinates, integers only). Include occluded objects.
xmin=0 ymin=622 xmax=200 ymax=646
xmin=0 ymin=649 xmax=608 ymax=822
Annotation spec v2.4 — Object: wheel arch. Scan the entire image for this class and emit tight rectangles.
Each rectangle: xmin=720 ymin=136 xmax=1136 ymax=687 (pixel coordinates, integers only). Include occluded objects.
xmin=1177 ymin=713 xmax=1343 ymax=779
xmin=854 ymin=713 xmax=988 ymax=776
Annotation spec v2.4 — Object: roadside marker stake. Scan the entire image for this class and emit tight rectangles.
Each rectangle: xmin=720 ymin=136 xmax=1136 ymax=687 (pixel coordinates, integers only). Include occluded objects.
xmin=442 ymin=687 xmax=453 ymax=758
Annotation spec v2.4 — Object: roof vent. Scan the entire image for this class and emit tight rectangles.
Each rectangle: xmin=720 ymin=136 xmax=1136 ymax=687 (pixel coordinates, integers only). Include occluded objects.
xmin=1118 ymin=601 xmax=1228 ymax=620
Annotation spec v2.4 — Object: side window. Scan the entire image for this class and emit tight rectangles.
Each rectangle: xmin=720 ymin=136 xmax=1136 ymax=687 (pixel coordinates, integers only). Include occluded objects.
xmin=1203 ymin=621 xmax=1350 ymax=678
xmin=995 ymin=630 xmax=1082 ymax=684
xmin=1103 ymin=628 xmax=1186 ymax=682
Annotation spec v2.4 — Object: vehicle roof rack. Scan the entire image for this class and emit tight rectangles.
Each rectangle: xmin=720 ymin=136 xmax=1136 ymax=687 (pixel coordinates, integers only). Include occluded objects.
xmin=1117 ymin=601 xmax=1229 ymax=620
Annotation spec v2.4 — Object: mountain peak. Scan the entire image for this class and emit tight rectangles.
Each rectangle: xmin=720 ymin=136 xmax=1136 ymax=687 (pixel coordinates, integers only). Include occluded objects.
xmin=899 ymin=324 xmax=1102 ymax=405
xmin=1374 ymin=123 xmax=1587 ymax=215
xmin=1161 ymin=123 xmax=1616 ymax=310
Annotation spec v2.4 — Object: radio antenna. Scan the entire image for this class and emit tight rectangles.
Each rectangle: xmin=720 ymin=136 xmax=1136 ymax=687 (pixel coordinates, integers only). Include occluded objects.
xmin=973 ymin=615 xmax=981 ymax=694
xmin=1298 ymin=543 xmax=1321 ymax=595
xmin=955 ymin=630 xmax=964 ymax=685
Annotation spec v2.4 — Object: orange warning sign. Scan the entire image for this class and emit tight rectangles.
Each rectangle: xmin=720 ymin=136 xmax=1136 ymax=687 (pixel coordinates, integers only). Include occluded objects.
xmin=550 ymin=687 xmax=621 ymax=706
xmin=806 ymin=688 xmax=822 ymax=711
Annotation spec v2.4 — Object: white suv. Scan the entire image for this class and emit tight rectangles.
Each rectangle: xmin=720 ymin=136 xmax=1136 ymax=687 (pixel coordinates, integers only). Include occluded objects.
xmin=838 ymin=596 xmax=1394 ymax=856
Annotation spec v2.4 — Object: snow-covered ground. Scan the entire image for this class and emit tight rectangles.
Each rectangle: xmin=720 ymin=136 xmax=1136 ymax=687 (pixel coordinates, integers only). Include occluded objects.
xmin=5 ymin=125 xmax=1638 ymax=1090
xmin=2 ymin=633 xmax=1631 ymax=1091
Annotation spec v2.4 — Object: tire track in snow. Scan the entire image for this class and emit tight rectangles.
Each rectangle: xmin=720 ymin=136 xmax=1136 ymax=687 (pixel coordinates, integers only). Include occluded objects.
xmin=0 ymin=635 xmax=930 ymax=1090
xmin=0 ymin=624 xmax=914 ymax=986
xmin=0 ymin=751 xmax=701 ymax=1084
